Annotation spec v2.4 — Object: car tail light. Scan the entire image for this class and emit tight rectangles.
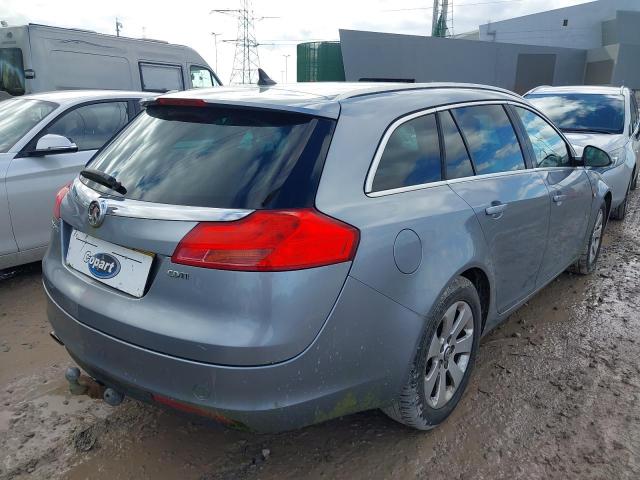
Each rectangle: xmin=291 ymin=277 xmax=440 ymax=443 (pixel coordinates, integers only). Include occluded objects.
xmin=172 ymin=209 xmax=359 ymax=271
xmin=53 ymin=183 xmax=71 ymax=220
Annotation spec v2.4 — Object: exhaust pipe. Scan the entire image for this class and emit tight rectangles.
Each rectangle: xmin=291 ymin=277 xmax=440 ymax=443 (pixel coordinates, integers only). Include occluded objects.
xmin=50 ymin=331 xmax=64 ymax=346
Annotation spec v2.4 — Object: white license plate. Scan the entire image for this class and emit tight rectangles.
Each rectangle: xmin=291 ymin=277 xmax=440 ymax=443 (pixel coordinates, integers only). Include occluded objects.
xmin=66 ymin=230 xmax=154 ymax=298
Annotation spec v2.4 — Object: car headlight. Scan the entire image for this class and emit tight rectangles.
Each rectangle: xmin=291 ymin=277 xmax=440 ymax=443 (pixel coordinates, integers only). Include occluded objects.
xmin=608 ymin=147 xmax=626 ymax=167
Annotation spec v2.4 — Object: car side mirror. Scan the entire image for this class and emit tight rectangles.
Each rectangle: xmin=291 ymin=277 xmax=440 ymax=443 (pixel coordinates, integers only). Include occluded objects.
xmin=582 ymin=145 xmax=612 ymax=168
xmin=31 ymin=134 xmax=78 ymax=156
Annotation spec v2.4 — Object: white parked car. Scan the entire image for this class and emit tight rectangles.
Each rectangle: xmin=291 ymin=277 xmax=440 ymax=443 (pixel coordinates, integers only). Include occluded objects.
xmin=0 ymin=90 xmax=154 ymax=269
xmin=525 ymin=85 xmax=640 ymax=220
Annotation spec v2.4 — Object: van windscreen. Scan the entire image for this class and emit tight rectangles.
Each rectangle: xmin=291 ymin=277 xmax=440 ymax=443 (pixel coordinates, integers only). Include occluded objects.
xmin=86 ymin=105 xmax=336 ymax=209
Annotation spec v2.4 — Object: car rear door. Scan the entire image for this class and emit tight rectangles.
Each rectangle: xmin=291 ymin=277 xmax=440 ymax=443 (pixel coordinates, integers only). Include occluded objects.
xmin=446 ymin=103 xmax=550 ymax=314
xmin=6 ymin=100 xmax=133 ymax=252
xmin=511 ymin=105 xmax=592 ymax=284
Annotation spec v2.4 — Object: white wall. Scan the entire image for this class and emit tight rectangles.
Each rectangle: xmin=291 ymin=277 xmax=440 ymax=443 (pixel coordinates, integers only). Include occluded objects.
xmin=478 ymin=0 xmax=640 ymax=50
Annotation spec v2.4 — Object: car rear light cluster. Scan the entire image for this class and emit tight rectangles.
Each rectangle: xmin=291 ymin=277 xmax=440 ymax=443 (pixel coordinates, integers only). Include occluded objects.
xmin=172 ymin=209 xmax=359 ymax=271
xmin=53 ymin=183 xmax=71 ymax=220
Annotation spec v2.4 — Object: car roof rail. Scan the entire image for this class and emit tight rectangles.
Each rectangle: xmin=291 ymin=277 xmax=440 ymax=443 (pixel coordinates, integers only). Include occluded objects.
xmin=524 ymin=85 xmax=549 ymax=96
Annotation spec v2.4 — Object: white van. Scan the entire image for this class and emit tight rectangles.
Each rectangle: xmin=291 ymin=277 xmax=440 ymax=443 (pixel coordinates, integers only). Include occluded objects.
xmin=0 ymin=23 xmax=221 ymax=98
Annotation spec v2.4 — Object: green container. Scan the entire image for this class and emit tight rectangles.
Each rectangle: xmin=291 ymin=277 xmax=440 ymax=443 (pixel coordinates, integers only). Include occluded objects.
xmin=297 ymin=41 xmax=345 ymax=82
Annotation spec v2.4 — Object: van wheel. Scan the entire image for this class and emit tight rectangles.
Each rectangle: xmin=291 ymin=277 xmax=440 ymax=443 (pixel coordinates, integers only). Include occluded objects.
xmin=383 ymin=276 xmax=481 ymax=430
xmin=571 ymin=203 xmax=606 ymax=275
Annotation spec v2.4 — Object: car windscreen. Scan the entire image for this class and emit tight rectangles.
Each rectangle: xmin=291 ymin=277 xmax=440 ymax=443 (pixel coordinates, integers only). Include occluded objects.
xmin=0 ymin=98 xmax=58 ymax=153
xmin=525 ymin=93 xmax=625 ymax=134
xmin=85 ymin=105 xmax=336 ymax=209
xmin=0 ymin=48 xmax=26 ymax=96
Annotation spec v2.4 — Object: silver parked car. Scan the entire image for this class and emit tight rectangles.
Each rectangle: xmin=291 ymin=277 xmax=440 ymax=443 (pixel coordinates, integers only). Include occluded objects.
xmin=0 ymin=90 xmax=154 ymax=269
xmin=525 ymin=85 xmax=640 ymax=220
xmin=44 ymin=83 xmax=612 ymax=432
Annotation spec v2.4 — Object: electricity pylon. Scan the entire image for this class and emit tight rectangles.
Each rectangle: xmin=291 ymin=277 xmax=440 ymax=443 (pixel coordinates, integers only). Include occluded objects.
xmin=432 ymin=0 xmax=454 ymax=37
xmin=212 ymin=0 xmax=261 ymax=84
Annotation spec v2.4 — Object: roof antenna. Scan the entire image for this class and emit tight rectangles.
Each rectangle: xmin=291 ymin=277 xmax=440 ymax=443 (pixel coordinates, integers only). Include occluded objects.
xmin=257 ymin=68 xmax=277 ymax=86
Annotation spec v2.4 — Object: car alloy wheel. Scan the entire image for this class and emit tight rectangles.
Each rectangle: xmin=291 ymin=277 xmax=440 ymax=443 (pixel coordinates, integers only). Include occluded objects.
xmin=424 ymin=301 xmax=474 ymax=409
xmin=588 ymin=209 xmax=604 ymax=267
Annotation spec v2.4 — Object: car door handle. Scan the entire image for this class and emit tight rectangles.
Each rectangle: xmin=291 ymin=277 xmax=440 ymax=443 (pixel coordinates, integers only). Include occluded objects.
xmin=485 ymin=202 xmax=507 ymax=217
xmin=553 ymin=194 xmax=568 ymax=203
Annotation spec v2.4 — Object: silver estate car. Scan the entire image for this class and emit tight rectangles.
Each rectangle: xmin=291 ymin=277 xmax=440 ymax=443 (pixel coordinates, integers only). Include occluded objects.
xmin=525 ymin=85 xmax=640 ymax=220
xmin=0 ymin=90 xmax=153 ymax=270
xmin=44 ymin=83 xmax=612 ymax=432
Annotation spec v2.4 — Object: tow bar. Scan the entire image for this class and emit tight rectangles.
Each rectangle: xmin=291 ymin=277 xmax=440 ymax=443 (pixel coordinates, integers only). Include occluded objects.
xmin=64 ymin=366 xmax=125 ymax=406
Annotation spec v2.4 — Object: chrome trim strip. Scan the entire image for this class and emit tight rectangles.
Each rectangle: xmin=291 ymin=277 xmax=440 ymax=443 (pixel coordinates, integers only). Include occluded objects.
xmin=71 ymin=179 xmax=253 ymax=222
xmin=366 ymin=169 xmax=536 ymax=197
xmin=364 ymin=99 xmax=558 ymax=198
xmin=366 ymin=180 xmax=449 ymax=197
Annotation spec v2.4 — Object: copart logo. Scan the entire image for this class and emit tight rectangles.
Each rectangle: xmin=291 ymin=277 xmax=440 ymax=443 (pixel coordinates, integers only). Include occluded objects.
xmin=84 ymin=252 xmax=121 ymax=279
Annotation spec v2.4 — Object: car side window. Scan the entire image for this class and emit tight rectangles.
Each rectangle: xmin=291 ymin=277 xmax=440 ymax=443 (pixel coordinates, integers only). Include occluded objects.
xmin=452 ymin=105 xmax=525 ymax=175
xmin=514 ymin=107 xmax=570 ymax=168
xmin=190 ymin=66 xmax=218 ymax=88
xmin=439 ymin=111 xmax=475 ymax=180
xmin=372 ymin=113 xmax=441 ymax=192
xmin=44 ymin=102 xmax=130 ymax=151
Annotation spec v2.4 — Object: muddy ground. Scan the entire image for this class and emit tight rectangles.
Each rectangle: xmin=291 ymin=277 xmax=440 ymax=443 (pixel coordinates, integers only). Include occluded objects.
xmin=1 ymin=194 xmax=640 ymax=480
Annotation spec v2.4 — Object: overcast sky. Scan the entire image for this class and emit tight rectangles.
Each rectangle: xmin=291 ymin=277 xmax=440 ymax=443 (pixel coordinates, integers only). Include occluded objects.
xmin=1 ymin=0 xmax=593 ymax=84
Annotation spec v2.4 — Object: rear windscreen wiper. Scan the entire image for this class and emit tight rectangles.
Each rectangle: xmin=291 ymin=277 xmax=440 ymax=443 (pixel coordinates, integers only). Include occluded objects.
xmin=80 ymin=169 xmax=127 ymax=195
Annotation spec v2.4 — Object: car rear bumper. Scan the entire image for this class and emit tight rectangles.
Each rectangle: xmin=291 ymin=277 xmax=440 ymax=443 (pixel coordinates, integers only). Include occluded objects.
xmin=44 ymin=274 xmax=424 ymax=432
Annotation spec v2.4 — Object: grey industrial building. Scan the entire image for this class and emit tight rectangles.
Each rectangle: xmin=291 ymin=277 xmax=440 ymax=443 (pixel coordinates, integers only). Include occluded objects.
xmin=328 ymin=0 xmax=640 ymax=93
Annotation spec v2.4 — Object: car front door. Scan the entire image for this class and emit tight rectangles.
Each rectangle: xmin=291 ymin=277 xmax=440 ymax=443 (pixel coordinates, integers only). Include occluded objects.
xmin=5 ymin=100 xmax=132 ymax=252
xmin=511 ymin=105 xmax=593 ymax=284
xmin=446 ymin=104 xmax=550 ymax=314
xmin=0 ymin=153 xmax=18 ymax=259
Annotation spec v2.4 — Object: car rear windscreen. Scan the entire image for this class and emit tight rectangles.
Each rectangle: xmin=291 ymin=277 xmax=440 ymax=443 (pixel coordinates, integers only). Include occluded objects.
xmin=86 ymin=105 xmax=336 ymax=209
xmin=525 ymin=93 xmax=625 ymax=134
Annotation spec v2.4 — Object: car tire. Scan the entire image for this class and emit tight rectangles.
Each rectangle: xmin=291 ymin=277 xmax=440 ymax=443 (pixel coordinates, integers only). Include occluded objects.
xmin=571 ymin=203 xmax=606 ymax=275
xmin=611 ymin=180 xmax=631 ymax=221
xmin=631 ymin=168 xmax=637 ymax=191
xmin=383 ymin=276 xmax=481 ymax=430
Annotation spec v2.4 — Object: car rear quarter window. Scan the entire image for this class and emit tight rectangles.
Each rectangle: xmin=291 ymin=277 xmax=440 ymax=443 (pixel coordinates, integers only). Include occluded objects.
xmin=372 ymin=113 xmax=441 ymax=192
xmin=514 ymin=107 xmax=570 ymax=168
xmin=452 ymin=105 xmax=525 ymax=175
xmin=86 ymin=105 xmax=335 ymax=210
xmin=439 ymin=111 xmax=474 ymax=180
